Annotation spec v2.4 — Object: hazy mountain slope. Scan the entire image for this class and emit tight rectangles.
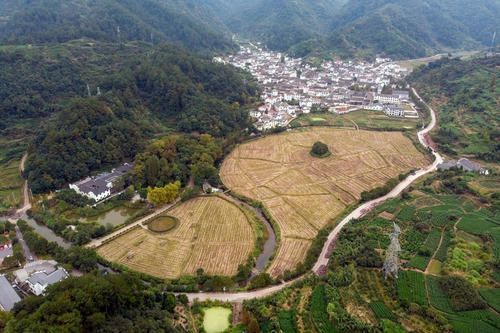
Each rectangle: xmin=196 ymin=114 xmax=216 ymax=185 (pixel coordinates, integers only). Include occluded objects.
xmin=0 ymin=0 xmax=234 ymax=52
xmin=210 ymin=0 xmax=347 ymax=50
xmin=323 ymin=0 xmax=500 ymax=58
xmin=203 ymin=0 xmax=500 ymax=59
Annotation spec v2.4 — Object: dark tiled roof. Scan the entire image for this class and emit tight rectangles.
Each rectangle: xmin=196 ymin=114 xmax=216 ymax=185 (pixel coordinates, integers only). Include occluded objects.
xmin=74 ymin=163 xmax=133 ymax=195
xmin=27 ymin=268 xmax=68 ymax=287
xmin=0 ymin=275 xmax=20 ymax=311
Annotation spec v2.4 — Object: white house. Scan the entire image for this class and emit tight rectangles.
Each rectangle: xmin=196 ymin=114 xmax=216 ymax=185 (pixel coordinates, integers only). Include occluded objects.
xmin=384 ymin=105 xmax=405 ymax=117
xmin=25 ymin=268 xmax=69 ymax=296
xmin=376 ymin=94 xmax=399 ymax=104
xmin=364 ymin=104 xmax=384 ymax=111
xmin=69 ymin=163 xmax=133 ymax=202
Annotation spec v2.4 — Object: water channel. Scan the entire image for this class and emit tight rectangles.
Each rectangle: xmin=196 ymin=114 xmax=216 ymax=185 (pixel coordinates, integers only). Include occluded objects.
xmin=22 ymin=215 xmax=71 ymax=249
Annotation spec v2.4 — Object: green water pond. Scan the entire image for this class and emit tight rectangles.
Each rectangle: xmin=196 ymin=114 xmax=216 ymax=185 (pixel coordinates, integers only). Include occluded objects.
xmin=203 ymin=307 xmax=231 ymax=333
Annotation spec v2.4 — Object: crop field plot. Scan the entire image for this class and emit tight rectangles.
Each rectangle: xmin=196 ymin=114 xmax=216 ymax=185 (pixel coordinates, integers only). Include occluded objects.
xmin=426 ymin=276 xmax=454 ymax=313
xmin=396 ymin=270 xmax=427 ymax=306
xmin=458 ymin=211 xmax=499 ymax=235
xmin=98 ymin=196 xmax=255 ymax=278
xmin=221 ymin=128 xmax=428 ymax=277
xmin=369 ymin=301 xmax=396 ymax=320
xmin=479 ymin=289 xmax=500 ymax=313
xmin=0 ymin=158 xmax=23 ymax=213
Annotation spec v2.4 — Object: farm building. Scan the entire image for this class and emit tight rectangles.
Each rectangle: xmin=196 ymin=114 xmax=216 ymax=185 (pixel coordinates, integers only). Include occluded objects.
xmin=69 ymin=163 xmax=133 ymax=202
xmin=438 ymin=158 xmax=489 ymax=175
xmin=0 ymin=275 xmax=20 ymax=311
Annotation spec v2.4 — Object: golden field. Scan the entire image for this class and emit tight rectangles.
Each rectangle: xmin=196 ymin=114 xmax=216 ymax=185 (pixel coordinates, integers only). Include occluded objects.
xmin=220 ymin=127 xmax=428 ymax=277
xmin=97 ymin=196 xmax=255 ymax=279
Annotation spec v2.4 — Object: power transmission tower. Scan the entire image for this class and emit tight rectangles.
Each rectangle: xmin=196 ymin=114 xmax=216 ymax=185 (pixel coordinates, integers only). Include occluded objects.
xmin=117 ymin=25 xmax=121 ymax=43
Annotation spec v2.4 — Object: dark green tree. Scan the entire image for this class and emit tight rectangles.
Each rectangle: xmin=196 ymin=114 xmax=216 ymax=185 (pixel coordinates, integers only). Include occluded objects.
xmin=311 ymin=141 xmax=330 ymax=158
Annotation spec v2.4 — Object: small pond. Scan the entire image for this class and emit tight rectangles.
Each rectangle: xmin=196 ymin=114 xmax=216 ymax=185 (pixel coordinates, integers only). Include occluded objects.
xmin=80 ymin=206 xmax=139 ymax=227
xmin=203 ymin=307 xmax=231 ymax=333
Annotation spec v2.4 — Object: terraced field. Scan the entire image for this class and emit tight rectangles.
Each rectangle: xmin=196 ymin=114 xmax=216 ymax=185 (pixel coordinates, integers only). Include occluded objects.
xmin=97 ymin=196 xmax=255 ymax=278
xmin=220 ymin=127 xmax=428 ymax=277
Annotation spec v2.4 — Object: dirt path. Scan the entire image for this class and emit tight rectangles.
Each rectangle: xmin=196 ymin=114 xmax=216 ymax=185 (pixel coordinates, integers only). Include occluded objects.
xmin=349 ymin=119 xmax=359 ymax=130
xmin=16 ymin=153 xmax=31 ymax=215
xmin=424 ymin=229 xmax=444 ymax=274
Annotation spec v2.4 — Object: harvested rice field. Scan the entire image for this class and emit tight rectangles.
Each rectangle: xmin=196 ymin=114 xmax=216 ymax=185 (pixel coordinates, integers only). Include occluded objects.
xmin=220 ymin=127 xmax=428 ymax=277
xmin=97 ymin=196 xmax=255 ymax=279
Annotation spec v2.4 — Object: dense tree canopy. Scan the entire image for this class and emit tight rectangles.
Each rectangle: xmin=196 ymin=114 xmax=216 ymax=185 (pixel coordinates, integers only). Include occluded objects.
xmin=0 ymin=0 xmax=234 ymax=52
xmin=4 ymin=41 xmax=258 ymax=193
xmin=26 ymin=97 xmax=143 ymax=193
xmin=311 ymin=141 xmax=330 ymax=158
xmin=409 ymin=56 xmax=499 ymax=161
xmin=6 ymin=273 xmax=182 ymax=333
xmin=131 ymin=134 xmax=223 ymax=189
xmin=0 ymin=41 xmax=257 ymax=125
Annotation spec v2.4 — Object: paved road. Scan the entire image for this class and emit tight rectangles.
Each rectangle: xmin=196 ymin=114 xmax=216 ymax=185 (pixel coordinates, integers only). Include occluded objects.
xmin=181 ymin=88 xmax=442 ymax=302
xmin=86 ymin=199 xmax=180 ymax=248
xmin=15 ymin=225 xmax=37 ymax=262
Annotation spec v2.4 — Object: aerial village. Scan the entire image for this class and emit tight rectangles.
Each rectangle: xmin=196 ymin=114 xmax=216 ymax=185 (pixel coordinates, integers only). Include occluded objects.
xmin=215 ymin=44 xmax=418 ymax=131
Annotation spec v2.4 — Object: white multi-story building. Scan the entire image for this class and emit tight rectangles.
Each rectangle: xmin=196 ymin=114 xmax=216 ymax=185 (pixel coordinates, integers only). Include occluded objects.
xmin=69 ymin=163 xmax=133 ymax=202
xmin=384 ymin=105 xmax=405 ymax=117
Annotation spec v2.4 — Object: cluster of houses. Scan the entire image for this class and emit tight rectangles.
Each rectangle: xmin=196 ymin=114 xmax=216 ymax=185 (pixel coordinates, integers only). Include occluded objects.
xmin=69 ymin=163 xmax=133 ymax=203
xmin=0 ymin=260 xmax=68 ymax=311
xmin=215 ymin=45 xmax=418 ymax=130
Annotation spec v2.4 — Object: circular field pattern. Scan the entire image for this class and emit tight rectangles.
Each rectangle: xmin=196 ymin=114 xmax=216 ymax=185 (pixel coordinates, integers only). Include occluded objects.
xmin=220 ymin=127 xmax=429 ymax=277
xmin=147 ymin=216 xmax=178 ymax=233
xmin=97 ymin=196 xmax=255 ymax=279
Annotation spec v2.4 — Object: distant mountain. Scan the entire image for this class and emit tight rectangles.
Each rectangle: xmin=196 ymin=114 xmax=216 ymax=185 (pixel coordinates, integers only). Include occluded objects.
xmin=204 ymin=0 xmax=500 ymax=59
xmin=0 ymin=0 xmax=234 ymax=52
xmin=321 ymin=0 xmax=500 ymax=59
xmin=207 ymin=0 xmax=346 ymax=51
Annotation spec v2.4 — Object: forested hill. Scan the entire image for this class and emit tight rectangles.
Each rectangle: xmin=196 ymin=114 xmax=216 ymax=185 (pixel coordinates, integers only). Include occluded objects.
xmin=222 ymin=0 xmax=346 ymax=51
xmin=0 ymin=0 xmax=234 ymax=52
xmin=0 ymin=41 xmax=258 ymax=193
xmin=5 ymin=273 xmax=187 ymax=332
xmin=205 ymin=0 xmax=500 ymax=59
xmin=321 ymin=0 xmax=500 ymax=59
xmin=408 ymin=55 xmax=500 ymax=162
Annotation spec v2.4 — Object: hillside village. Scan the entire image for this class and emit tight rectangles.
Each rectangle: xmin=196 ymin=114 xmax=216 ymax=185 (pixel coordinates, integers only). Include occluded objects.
xmin=215 ymin=44 xmax=419 ymax=130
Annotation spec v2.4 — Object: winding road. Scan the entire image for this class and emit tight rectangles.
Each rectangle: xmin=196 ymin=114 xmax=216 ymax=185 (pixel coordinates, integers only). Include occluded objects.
xmin=180 ymin=88 xmax=443 ymax=302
